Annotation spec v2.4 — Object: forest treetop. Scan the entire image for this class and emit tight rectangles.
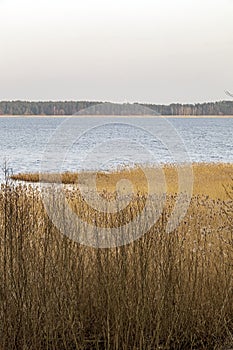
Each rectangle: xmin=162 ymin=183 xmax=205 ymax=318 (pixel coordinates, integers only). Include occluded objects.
xmin=0 ymin=100 xmax=233 ymax=116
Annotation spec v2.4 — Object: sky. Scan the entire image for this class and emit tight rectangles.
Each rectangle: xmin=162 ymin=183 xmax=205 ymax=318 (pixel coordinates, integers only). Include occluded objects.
xmin=0 ymin=0 xmax=233 ymax=104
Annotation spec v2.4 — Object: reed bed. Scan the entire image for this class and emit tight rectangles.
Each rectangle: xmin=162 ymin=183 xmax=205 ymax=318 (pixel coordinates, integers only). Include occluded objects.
xmin=0 ymin=177 xmax=232 ymax=349
xmin=11 ymin=163 xmax=233 ymax=200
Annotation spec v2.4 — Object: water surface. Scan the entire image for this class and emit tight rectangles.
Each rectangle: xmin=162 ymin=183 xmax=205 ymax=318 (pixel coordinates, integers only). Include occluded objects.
xmin=0 ymin=117 xmax=232 ymax=181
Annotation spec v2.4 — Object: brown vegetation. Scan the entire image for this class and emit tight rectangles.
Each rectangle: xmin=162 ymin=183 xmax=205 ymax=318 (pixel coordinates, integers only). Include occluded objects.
xmin=0 ymin=168 xmax=233 ymax=348
xmin=11 ymin=163 xmax=233 ymax=200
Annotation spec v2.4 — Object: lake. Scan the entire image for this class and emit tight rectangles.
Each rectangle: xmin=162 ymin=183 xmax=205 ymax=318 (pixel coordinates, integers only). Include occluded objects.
xmin=0 ymin=116 xmax=232 ymax=181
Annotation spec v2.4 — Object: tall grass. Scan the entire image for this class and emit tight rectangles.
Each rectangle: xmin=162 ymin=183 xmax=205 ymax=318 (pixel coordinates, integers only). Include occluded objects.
xmin=11 ymin=163 xmax=233 ymax=200
xmin=0 ymin=181 xmax=232 ymax=349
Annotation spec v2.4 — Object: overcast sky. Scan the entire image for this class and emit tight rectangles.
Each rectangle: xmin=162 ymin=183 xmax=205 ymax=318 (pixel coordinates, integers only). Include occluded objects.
xmin=0 ymin=0 xmax=232 ymax=103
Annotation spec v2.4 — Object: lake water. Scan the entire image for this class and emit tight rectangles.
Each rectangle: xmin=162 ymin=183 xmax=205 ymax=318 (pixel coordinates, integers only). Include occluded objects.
xmin=0 ymin=117 xmax=232 ymax=180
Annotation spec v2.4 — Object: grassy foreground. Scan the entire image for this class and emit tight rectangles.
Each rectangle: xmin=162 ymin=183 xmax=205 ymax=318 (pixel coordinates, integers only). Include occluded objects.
xmin=0 ymin=163 xmax=232 ymax=349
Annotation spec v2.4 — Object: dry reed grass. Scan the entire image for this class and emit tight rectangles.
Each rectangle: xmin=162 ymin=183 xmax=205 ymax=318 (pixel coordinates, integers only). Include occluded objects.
xmin=0 ymin=168 xmax=233 ymax=349
xmin=11 ymin=163 xmax=233 ymax=200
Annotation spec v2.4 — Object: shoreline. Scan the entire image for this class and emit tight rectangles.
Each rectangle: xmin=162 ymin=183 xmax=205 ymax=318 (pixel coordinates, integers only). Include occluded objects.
xmin=0 ymin=115 xmax=233 ymax=118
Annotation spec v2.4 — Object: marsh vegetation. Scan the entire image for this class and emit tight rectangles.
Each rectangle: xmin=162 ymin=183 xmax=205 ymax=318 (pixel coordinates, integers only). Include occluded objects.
xmin=0 ymin=163 xmax=232 ymax=349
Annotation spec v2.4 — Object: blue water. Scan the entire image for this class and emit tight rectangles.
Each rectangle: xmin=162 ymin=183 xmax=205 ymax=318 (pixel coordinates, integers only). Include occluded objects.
xmin=0 ymin=117 xmax=232 ymax=179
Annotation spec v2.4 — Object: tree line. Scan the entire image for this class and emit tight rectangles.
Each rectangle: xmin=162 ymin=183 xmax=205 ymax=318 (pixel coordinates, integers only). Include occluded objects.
xmin=0 ymin=100 xmax=233 ymax=115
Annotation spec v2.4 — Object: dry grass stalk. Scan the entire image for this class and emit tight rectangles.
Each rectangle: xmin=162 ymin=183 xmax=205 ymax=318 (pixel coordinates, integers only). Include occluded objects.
xmin=0 ymin=177 xmax=232 ymax=349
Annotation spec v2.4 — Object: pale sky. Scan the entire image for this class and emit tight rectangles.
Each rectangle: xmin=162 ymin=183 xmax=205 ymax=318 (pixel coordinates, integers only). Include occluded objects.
xmin=0 ymin=0 xmax=233 ymax=103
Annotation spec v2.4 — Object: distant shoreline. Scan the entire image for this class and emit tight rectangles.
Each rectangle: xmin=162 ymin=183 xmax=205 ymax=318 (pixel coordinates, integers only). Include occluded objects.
xmin=0 ymin=115 xmax=233 ymax=118
xmin=1 ymin=100 xmax=233 ymax=116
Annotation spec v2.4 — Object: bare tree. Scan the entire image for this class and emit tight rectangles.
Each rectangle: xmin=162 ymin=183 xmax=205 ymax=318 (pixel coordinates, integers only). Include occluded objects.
xmin=225 ymin=90 xmax=233 ymax=98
